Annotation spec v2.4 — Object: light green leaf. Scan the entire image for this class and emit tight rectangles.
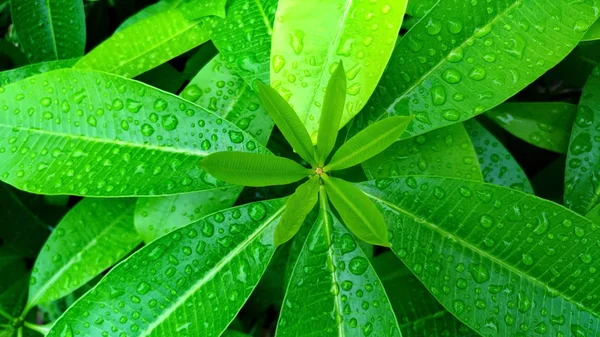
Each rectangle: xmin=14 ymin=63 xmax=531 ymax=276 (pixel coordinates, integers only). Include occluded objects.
xmin=181 ymin=54 xmax=274 ymax=145
xmin=582 ymin=19 xmax=600 ymax=42
xmin=361 ymin=176 xmax=600 ymax=337
xmin=276 ymin=190 xmax=400 ymax=336
xmin=10 ymin=0 xmax=86 ymax=62
xmin=201 ymin=152 xmax=311 ymax=187
xmin=323 ymin=176 xmax=389 ymax=247
xmin=275 ymin=176 xmax=320 ymax=246
xmin=316 ymin=61 xmax=346 ymax=166
xmin=180 ymin=0 xmax=227 ymax=19
xmin=257 ymin=82 xmax=316 ymax=164
xmin=565 ymin=67 xmax=600 ymax=215
xmin=486 ymin=103 xmax=577 ymax=154
xmin=362 ymin=123 xmax=482 ymax=181
xmin=349 ymin=0 xmax=599 ymax=139
xmin=48 ymin=200 xmax=285 ymax=337
xmin=0 ymin=68 xmax=265 ymax=196
xmin=74 ymin=8 xmax=210 ymax=78
xmin=26 ymin=198 xmax=140 ymax=310
xmin=372 ymin=251 xmax=479 ymax=337
xmin=208 ymin=0 xmax=278 ymax=84
xmin=116 ymin=1 xmax=175 ymax=32
xmin=326 ymin=116 xmax=413 ymax=171
xmin=0 ymin=59 xmax=77 ymax=86
xmin=271 ymin=0 xmax=407 ymax=141
xmin=135 ymin=187 xmax=241 ymax=243
xmin=464 ymin=119 xmax=533 ymax=193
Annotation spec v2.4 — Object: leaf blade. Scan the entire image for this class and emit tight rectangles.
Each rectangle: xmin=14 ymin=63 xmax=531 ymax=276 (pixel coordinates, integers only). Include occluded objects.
xmin=316 ymin=61 xmax=347 ymax=166
xmin=274 ymin=176 xmax=320 ymax=246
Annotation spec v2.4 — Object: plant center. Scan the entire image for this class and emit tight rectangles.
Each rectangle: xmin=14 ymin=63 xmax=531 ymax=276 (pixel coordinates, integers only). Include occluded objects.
xmin=315 ymin=167 xmax=324 ymax=175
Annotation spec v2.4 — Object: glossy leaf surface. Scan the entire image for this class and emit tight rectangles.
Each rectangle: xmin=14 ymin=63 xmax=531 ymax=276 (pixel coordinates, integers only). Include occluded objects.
xmin=134 ymin=186 xmax=241 ymax=243
xmin=583 ymin=20 xmax=600 ymax=41
xmin=464 ymin=119 xmax=533 ymax=193
xmin=271 ymin=0 xmax=407 ymax=141
xmin=350 ymin=0 xmax=599 ymax=139
xmin=363 ymin=123 xmax=482 ymax=181
xmin=323 ymin=176 xmax=389 ymax=247
xmin=10 ymin=0 xmax=86 ymax=62
xmin=276 ymin=193 xmax=400 ymax=336
xmin=0 ymin=59 xmax=77 ymax=86
xmin=48 ymin=200 xmax=285 ymax=337
xmin=27 ymin=198 xmax=140 ymax=309
xmin=75 ymin=8 xmax=210 ymax=78
xmin=405 ymin=0 xmax=438 ymax=17
xmin=257 ymin=82 xmax=316 ymax=164
xmin=275 ymin=176 xmax=320 ymax=246
xmin=316 ymin=62 xmax=346 ymax=166
xmin=327 ymin=116 xmax=413 ymax=171
xmin=565 ymin=67 xmax=600 ymax=214
xmin=361 ymin=176 xmax=600 ymax=337
xmin=201 ymin=152 xmax=310 ymax=187
xmin=0 ymin=69 xmax=264 ymax=196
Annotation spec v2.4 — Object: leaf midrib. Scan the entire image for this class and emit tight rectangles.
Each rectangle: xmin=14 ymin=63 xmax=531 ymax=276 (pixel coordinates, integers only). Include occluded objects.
xmin=44 ymin=0 xmax=59 ymax=60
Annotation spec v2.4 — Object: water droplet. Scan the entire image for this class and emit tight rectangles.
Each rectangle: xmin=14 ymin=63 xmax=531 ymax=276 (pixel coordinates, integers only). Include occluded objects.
xmin=442 ymin=69 xmax=462 ymax=84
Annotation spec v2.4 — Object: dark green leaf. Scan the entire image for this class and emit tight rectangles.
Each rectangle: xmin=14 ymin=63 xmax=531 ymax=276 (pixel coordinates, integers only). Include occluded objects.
xmin=350 ymin=0 xmax=599 ymax=139
xmin=583 ymin=20 xmax=600 ymax=41
xmin=277 ymin=190 xmax=400 ymax=336
xmin=361 ymin=176 xmax=600 ymax=337
xmin=10 ymin=0 xmax=86 ymax=62
xmin=362 ymin=123 xmax=482 ymax=181
xmin=486 ymin=103 xmax=577 ymax=153
xmin=316 ymin=61 xmax=346 ymax=166
xmin=48 ymin=200 xmax=285 ymax=337
xmin=464 ymin=119 xmax=533 ymax=193
xmin=586 ymin=203 xmax=600 ymax=224
xmin=323 ymin=176 xmax=389 ymax=247
xmin=256 ymin=82 xmax=316 ymax=164
xmin=201 ymin=152 xmax=311 ymax=187
xmin=405 ymin=0 xmax=437 ymax=17
xmin=326 ymin=116 xmax=413 ymax=171
xmin=274 ymin=175 xmax=320 ymax=246
xmin=565 ymin=66 xmax=600 ymax=214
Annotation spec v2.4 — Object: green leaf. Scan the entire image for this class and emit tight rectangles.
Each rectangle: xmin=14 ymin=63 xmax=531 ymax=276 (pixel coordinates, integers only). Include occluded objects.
xmin=181 ymin=54 xmax=274 ymax=145
xmin=349 ymin=0 xmax=599 ymax=139
xmin=271 ymin=0 xmax=407 ymax=141
xmin=26 ymin=198 xmax=140 ymax=310
xmin=405 ymin=0 xmax=437 ymax=17
xmin=116 ymin=1 xmax=175 ymax=32
xmin=208 ymin=0 xmax=278 ymax=85
xmin=276 ymin=191 xmax=400 ymax=336
xmin=565 ymin=67 xmax=600 ymax=214
xmin=486 ymin=103 xmax=577 ymax=154
xmin=134 ymin=186 xmax=241 ymax=243
xmin=74 ymin=8 xmax=210 ymax=78
xmin=323 ymin=176 xmax=389 ymax=247
xmin=464 ymin=119 xmax=534 ymax=193
xmin=586 ymin=203 xmax=600 ymax=224
xmin=316 ymin=61 xmax=346 ymax=166
xmin=582 ymin=20 xmax=600 ymax=42
xmin=201 ymin=152 xmax=311 ymax=187
xmin=48 ymin=200 xmax=285 ymax=337
xmin=326 ymin=116 xmax=413 ymax=171
xmin=0 ymin=59 xmax=77 ymax=86
xmin=360 ymin=176 xmax=600 ymax=337
xmin=256 ymin=82 xmax=316 ymax=164
xmin=372 ymin=251 xmax=479 ymax=337
xmin=362 ymin=123 xmax=482 ymax=181
xmin=9 ymin=0 xmax=86 ymax=62
xmin=0 ymin=68 xmax=265 ymax=196
xmin=275 ymin=176 xmax=320 ymax=246
xmin=179 ymin=0 xmax=227 ymax=20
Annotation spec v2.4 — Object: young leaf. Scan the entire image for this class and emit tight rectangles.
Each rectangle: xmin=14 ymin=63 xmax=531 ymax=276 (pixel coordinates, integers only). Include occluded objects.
xmin=74 ymin=8 xmax=210 ymax=78
xmin=486 ymin=103 xmax=577 ymax=153
xmin=274 ymin=175 xmax=320 ymax=246
xmin=135 ymin=186 xmax=241 ymax=243
xmin=26 ymin=199 xmax=140 ymax=311
xmin=48 ymin=200 xmax=286 ymax=337
xmin=565 ymin=67 xmax=600 ymax=215
xmin=270 ymin=0 xmax=407 ymax=141
xmin=0 ymin=68 xmax=266 ymax=197
xmin=360 ymin=176 xmax=600 ymax=336
xmin=363 ymin=123 xmax=482 ymax=182
xmin=201 ymin=152 xmax=311 ymax=187
xmin=256 ymin=82 xmax=316 ymax=164
xmin=323 ymin=176 xmax=389 ymax=247
xmin=464 ymin=119 xmax=534 ymax=193
xmin=0 ymin=59 xmax=77 ymax=86
xmin=326 ymin=116 xmax=413 ymax=171
xmin=316 ymin=61 xmax=347 ymax=166
xmin=10 ymin=0 xmax=86 ymax=62
xmin=276 ymin=190 xmax=400 ymax=336
xmin=349 ymin=0 xmax=599 ymax=139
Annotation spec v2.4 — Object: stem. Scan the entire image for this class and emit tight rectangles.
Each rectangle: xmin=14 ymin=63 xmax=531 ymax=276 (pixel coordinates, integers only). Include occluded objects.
xmin=0 ymin=307 xmax=14 ymax=321
xmin=17 ymin=327 xmax=23 ymax=337
xmin=24 ymin=321 xmax=51 ymax=335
